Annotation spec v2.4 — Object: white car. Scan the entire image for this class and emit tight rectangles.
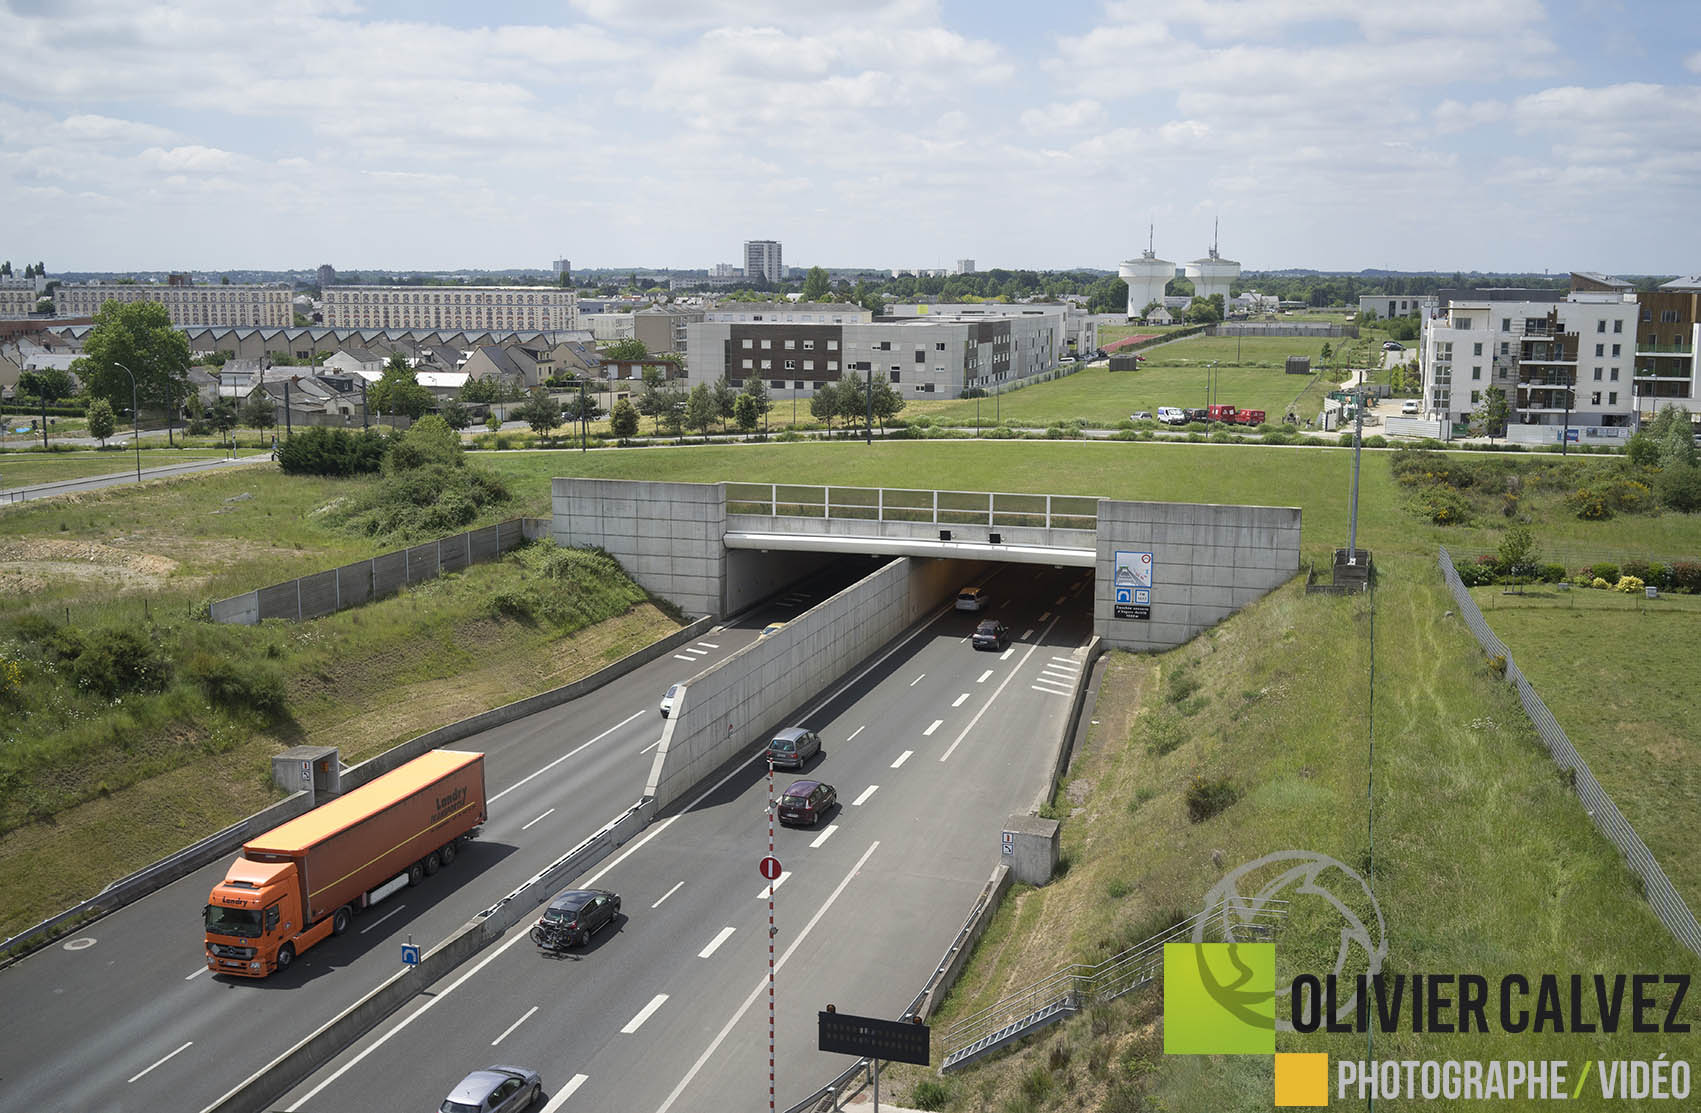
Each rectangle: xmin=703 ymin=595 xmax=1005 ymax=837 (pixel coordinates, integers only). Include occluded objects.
xmin=659 ymin=684 xmax=679 ymax=717
xmin=955 ymin=586 xmax=987 ymax=612
xmin=1400 ymin=400 xmax=1421 ymax=415
xmin=1130 ymin=411 xmax=1154 ymax=422
xmin=1156 ymin=407 xmax=1188 ymax=425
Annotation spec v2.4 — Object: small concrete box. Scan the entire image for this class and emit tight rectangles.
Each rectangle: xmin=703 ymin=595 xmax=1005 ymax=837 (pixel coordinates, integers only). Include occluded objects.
xmin=1001 ymin=814 xmax=1061 ymax=885
xmin=272 ymin=745 xmax=341 ymax=804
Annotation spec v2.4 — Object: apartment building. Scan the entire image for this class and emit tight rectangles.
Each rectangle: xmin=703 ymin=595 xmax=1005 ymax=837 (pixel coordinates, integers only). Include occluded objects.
xmin=1634 ymin=275 xmax=1701 ymax=420
xmin=53 ymin=280 xmax=293 ymax=327
xmin=1357 ymin=294 xmax=1437 ymax=320
xmin=743 ymin=241 xmax=783 ymax=283
xmin=884 ymin=302 xmax=1098 ymax=357
xmin=702 ymin=301 xmax=870 ymax=325
xmin=0 ymin=279 xmax=36 ymax=320
xmin=634 ymin=305 xmax=704 ymax=355
xmin=686 ymin=308 xmax=1064 ymax=400
xmin=321 ymin=285 xmax=577 ymax=332
xmin=1420 ymin=288 xmax=1640 ymax=442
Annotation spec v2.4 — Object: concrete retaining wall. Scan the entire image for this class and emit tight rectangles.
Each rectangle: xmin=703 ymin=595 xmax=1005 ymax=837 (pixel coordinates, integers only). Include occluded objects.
xmin=1093 ymin=500 xmax=1301 ymax=652
xmin=1384 ymin=416 xmax=1449 ymax=440
xmin=646 ymin=556 xmax=977 ymax=811
xmin=724 ymin=548 xmax=840 ymax=617
xmin=553 ymin=479 xmax=727 ymax=617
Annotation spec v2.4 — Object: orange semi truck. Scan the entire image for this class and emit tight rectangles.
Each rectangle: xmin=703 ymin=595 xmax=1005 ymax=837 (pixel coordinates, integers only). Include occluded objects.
xmin=203 ymin=749 xmax=487 ymax=977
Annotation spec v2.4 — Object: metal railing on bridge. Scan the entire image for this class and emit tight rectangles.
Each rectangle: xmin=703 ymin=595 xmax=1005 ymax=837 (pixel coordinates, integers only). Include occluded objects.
xmin=726 ymin=483 xmax=1100 ymax=532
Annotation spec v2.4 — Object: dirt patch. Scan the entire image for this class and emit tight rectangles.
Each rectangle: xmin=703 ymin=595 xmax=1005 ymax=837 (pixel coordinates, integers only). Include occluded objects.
xmin=0 ymin=537 xmax=179 ymax=593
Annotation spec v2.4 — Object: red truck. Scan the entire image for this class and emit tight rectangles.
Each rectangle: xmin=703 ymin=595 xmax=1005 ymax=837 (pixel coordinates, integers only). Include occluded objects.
xmin=203 ymin=749 xmax=486 ymax=977
xmin=1205 ymin=404 xmax=1267 ymax=426
xmin=1232 ymin=408 xmax=1267 ymax=426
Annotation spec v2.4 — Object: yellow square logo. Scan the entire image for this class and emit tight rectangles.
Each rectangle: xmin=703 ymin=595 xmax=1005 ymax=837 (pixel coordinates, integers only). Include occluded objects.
xmin=1274 ymin=1053 xmax=1328 ymax=1106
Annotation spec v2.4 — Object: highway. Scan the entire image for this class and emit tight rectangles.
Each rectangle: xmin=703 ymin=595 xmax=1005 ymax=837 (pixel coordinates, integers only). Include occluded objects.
xmin=276 ymin=563 xmax=1096 ymax=1113
xmin=0 ymin=558 xmax=881 ymax=1113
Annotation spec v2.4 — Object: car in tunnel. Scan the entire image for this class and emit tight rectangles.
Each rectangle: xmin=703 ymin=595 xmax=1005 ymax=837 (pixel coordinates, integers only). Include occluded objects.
xmin=955 ymin=586 xmax=988 ymax=612
xmin=971 ymin=619 xmax=1010 ymax=651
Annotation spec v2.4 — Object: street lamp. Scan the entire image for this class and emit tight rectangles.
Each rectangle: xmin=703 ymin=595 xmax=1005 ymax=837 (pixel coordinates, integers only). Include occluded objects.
xmin=112 ymin=360 xmax=143 ymax=484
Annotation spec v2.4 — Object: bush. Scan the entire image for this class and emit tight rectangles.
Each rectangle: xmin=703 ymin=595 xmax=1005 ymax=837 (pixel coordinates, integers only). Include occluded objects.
xmin=1583 ymin=562 xmax=1619 ymax=585
xmin=911 ymin=1079 xmax=951 ymax=1112
xmin=1185 ymin=775 xmax=1238 ymax=823
xmin=1620 ymin=559 xmax=1654 ymax=583
xmin=1455 ymin=560 xmax=1497 ymax=587
xmin=1142 ymin=711 xmax=1186 ymax=756
xmin=185 ymin=653 xmax=287 ymax=718
xmin=1419 ymin=487 xmax=1472 ymax=525
xmin=1657 ymin=463 xmax=1701 ymax=512
xmin=1614 ymin=575 xmax=1646 ymax=594
xmin=1670 ymin=561 xmax=1701 ymax=593
xmin=278 ymin=427 xmax=387 ymax=477
xmin=69 ymin=628 xmax=172 ymax=697
xmin=1590 ymin=576 xmax=1611 ymax=589
xmin=1539 ymin=563 xmax=1568 ymax=583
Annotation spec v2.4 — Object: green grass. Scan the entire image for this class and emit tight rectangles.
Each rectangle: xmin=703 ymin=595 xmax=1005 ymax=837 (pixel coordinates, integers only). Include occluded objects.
xmin=0 ymin=448 xmax=269 ymax=489
xmin=1469 ymin=585 xmax=1701 ymax=905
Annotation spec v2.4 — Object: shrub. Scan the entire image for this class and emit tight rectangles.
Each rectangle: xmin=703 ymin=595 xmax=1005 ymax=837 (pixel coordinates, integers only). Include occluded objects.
xmin=69 ymin=628 xmax=172 ymax=697
xmin=185 ymin=653 xmax=287 ymax=717
xmin=1566 ymin=488 xmax=1612 ymax=520
xmin=910 ymin=1080 xmax=951 ymax=1111
xmin=278 ymin=427 xmax=387 ymax=477
xmin=1141 ymin=711 xmax=1186 ymax=757
xmin=1614 ymin=575 xmax=1646 ymax=594
xmin=0 ymin=656 xmax=23 ymax=707
xmin=1657 ymin=463 xmax=1701 ymax=512
xmin=1455 ymin=560 xmax=1497 ymax=587
xmin=1620 ymin=559 xmax=1654 ymax=583
xmin=1590 ymin=576 xmax=1611 ymax=589
xmin=486 ymin=587 xmax=534 ymax=619
xmin=1364 ymin=434 xmax=1388 ymax=448
xmin=1670 ymin=561 xmax=1701 ymax=593
xmin=1419 ymin=488 xmax=1472 ymax=525
xmin=1539 ymin=563 xmax=1568 ymax=583
xmin=1584 ymin=562 xmax=1619 ymax=584
xmin=1185 ymin=776 xmax=1238 ymax=823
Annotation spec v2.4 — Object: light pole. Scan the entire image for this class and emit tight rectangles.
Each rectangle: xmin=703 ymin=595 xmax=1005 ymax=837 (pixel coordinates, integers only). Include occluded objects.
xmin=112 ymin=360 xmax=142 ymax=484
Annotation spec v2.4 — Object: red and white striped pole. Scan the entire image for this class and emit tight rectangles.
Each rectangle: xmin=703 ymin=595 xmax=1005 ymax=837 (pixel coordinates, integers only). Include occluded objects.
xmin=768 ymin=756 xmax=776 ymax=1113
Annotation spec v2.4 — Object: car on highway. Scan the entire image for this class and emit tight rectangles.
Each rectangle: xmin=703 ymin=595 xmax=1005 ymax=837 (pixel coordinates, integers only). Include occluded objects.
xmin=972 ymin=619 xmax=1010 ymax=651
xmin=955 ymin=586 xmax=987 ymax=612
xmin=532 ymin=888 xmax=621 ymax=949
xmin=659 ymin=683 xmax=679 ymax=717
xmin=765 ymin=726 xmax=821 ymax=769
xmin=1382 ymin=341 xmax=1405 ymax=351
xmin=440 ymin=1064 xmax=543 ymax=1113
xmin=777 ymin=779 xmax=837 ymax=826
xmin=1400 ymin=400 xmax=1421 ymax=415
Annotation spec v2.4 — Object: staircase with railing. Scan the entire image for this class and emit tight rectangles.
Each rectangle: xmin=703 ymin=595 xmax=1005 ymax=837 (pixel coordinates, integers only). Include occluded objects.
xmin=938 ymin=898 xmax=1287 ymax=1072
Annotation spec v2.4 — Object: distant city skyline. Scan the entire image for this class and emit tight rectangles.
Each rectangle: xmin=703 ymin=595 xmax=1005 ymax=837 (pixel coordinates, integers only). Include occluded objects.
xmin=4 ymin=2 xmax=1698 ymax=274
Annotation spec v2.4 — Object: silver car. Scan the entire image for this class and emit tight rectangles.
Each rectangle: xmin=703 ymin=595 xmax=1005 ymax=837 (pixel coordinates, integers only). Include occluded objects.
xmin=765 ymin=726 xmax=821 ymax=770
xmin=441 ymin=1065 xmax=543 ymax=1113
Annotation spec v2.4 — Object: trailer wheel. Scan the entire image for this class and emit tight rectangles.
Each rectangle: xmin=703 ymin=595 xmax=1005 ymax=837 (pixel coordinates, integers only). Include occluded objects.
xmin=439 ymin=839 xmax=458 ymax=866
xmin=423 ymin=850 xmax=442 ymax=877
xmin=332 ymin=907 xmax=351 ymax=936
xmin=275 ymin=944 xmax=295 ymax=971
xmin=407 ymin=861 xmax=425 ymax=887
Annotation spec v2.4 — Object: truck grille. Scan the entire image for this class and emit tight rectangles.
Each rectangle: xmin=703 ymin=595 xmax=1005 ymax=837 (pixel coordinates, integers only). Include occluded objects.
xmin=210 ymin=943 xmax=255 ymax=959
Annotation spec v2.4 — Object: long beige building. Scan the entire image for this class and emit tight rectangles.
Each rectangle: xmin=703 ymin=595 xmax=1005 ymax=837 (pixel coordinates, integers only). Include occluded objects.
xmin=322 ymin=285 xmax=578 ymax=332
xmin=0 ymin=280 xmax=36 ymax=320
xmin=53 ymin=281 xmax=293 ymax=327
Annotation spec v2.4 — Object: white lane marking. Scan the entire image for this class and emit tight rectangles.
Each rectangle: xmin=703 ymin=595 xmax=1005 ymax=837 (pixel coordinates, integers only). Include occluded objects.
xmin=810 ymin=824 xmax=839 ymax=848
xmin=951 ymin=693 xmax=969 ymax=708
xmin=358 ymin=904 xmax=408 ymax=935
xmin=1031 ymin=684 xmax=1073 ymax=696
xmin=521 ymin=807 xmax=556 ymax=831
xmin=489 ymin=710 xmax=645 ymax=803
xmin=128 ymin=1041 xmax=192 ymax=1084
xmin=652 ymin=881 xmax=684 ymax=908
xmin=1021 ymin=628 xmax=1035 ymax=640
xmin=755 ymin=872 xmax=792 ymax=900
xmin=1049 ymin=657 xmax=1079 ymax=669
xmin=682 ymin=647 xmax=708 ymax=656
xmin=698 ymin=927 xmax=736 ymax=958
xmin=942 ymin=610 xmax=1066 ymax=763
xmin=540 ymin=1075 xmax=588 ymax=1112
xmin=890 ymin=750 xmax=913 ymax=769
xmin=852 ymin=785 xmax=878 ymax=806
xmin=1000 ymin=647 xmax=1015 ymax=661
xmin=185 ymin=966 xmax=206 ymax=980
xmin=622 ymin=994 xmax=669 ymax=1034
xmin=923 ymin=719 xmax=943 ymax=737
xmin=1039 ymin=611 xmax=1052 ymax=622
xmin=1039 ymin=671 xmax=1075 ymax=684
xmin=909 ymin=673 xmax=925 ymax=686
xmin=639 ymin=736 xmax=663 ymax=755
xmin=695 ymin=641 xmax=720 ymax=649
xmin=847 ymin=725 xmax=865 ymax=741
xmin=654 ymin=842 xmax=880 ymax=1113
xmin=672 ymin=654 xmax=696 ymax=662
xmin=976 ymin=669 xmax=993 ymax=683
xmin=493 ymin=1005 xmax=539 ymax=1046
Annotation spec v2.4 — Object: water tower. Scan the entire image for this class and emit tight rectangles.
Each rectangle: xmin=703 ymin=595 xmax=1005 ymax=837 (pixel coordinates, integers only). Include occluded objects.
xmin=1183 ymin=219 xmax=1240 ymax=304
xmin=1117 ymin=226 xmax=1173 ymax=318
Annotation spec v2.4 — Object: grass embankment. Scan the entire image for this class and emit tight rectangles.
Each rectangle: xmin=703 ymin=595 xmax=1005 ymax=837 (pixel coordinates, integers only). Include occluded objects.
xmin=0 ymin=448 xmax=270 ymax=489
xmin=0 ymin=459 xmax=670 ymax=938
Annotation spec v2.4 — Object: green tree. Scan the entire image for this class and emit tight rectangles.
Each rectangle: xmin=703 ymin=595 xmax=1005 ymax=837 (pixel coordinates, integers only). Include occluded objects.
xmin=1647 ymin=404 xmax=1697 ymax=469
xmin=603 ymin=337 xmax=648 ymax=361
xmin=75 ymin=300 xmax=191 ymax=420
xmin=741 ymin=377 xmax=773 ymax=428
xmin=17 ymin=367 xmax=73 ymax=403
xmin=485 ymin=411 xmax=503 ymax=433
xmin=241 ymin=390 xmax=276 ymax=445
xmin=85 ymin=397 xmax=116 ymax=446
xmin=1497 ymin=525 xmax=1540 ymax=583
xmin=871 ymin=375 xmax=905 ymax=430
xmin=561 ymin=391 xmax=604 ymax=425
xmin=684 ymin=382 xmax=717 ymax=439
xmin=810 ymin=379 xmax=841 ymax=432
xmin=733 ymin=392 xmax=760 ymax=434
xmin=210 ymin=397 xmax=239 ymax=446
xmin=459 ymin=377 xmax=498 ymax=404
xmin=368 ymin=356 xmax=434 ymax=419
xmin=800 ymin=266 xmax=831 ymax=302
xmin=516 ymin=390 xmax=562 ymax=440
xmin=1140 ymin=300 xmax=1161 ymax=319
xmin=440 ymin=398 xmax=472 ymax=431
xmin=711 ymin=374 xmax=737 ymax=432
xmin=655 ymin=384 xmax=688 ymax=437
xmin=1183 ymin=294 xmax=1224 ymax=324
xmin=1471 ymin=385 xmax=1510 ymax=443
xmin=836 ymin=372 xmax=869 ymax=433
xmin=610 ymin=398 xmax=639 ymax=442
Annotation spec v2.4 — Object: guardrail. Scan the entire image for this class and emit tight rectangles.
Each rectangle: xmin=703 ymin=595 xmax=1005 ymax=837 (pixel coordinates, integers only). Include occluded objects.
xmin=1438 ymin=547 xmax=1701 ymax=957
xmin=726 ymin=484 xmax=1100 ymax=531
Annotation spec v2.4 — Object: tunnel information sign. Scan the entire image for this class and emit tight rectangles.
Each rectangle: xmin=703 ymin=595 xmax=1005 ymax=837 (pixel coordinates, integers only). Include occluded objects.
xmin=818 ymin=1010 xmax=931 ymax=1066
xmin=1114 ymin=551 xmax=1153 ymax=620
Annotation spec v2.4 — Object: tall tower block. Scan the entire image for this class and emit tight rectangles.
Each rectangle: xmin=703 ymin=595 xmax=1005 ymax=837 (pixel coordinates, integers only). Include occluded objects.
xmin=1183 ymin=219 xmax=1240 ymax=304
xmin=1117 ymin=227 xmax=1173 ymax=318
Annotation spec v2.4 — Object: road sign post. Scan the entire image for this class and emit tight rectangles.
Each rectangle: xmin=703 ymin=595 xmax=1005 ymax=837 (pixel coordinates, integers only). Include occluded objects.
xmin=401 ymin=934 xmax=420 ymax=968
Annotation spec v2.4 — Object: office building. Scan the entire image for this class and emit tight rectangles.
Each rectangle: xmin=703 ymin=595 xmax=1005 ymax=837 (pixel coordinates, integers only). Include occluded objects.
xmin=552 ymin=258 xmax=571 ymax=282
xmin=956 ymin=259 xmax=976 ymax=275
xmin=53 ymin=280 xmax=293 ymax=327
xmin=321 ymin=285 xmax=577 ymax=332
xmin=743 ymin=240 xmax=784 ymax=284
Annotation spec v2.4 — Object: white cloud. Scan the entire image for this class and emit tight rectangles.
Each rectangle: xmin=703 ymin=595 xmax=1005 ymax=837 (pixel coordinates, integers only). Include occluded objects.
xmin=1688 ymin=50 xmax=1701 ymax=73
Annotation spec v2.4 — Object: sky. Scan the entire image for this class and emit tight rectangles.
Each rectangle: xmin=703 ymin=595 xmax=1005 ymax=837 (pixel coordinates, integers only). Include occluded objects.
xmin=2 ymin=0 xmax=1699 ymax=275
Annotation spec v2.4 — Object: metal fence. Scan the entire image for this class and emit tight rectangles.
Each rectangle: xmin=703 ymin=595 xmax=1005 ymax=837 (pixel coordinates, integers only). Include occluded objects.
xmin=725 ymin=483 xmax=1100 ymax=532
xmin=1438 ymin=546 xmax=1701 ymax=957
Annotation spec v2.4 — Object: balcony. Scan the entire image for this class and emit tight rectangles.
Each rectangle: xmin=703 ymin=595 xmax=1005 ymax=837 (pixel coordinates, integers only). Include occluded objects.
xmin=1635 ymin=343 xmax=1693 ymax=356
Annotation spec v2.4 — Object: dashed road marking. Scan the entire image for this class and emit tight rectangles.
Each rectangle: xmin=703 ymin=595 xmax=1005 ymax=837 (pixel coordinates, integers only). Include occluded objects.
xmin=493 ymin=1005 xmax=539 ymax=1046
xmin=923 ymin=719 xmax=943 ymax=736
xmin=698 ymin=927 xmax=736 ymax=959
xmin=622 ymin=994 xmax=669 ymax=1034
xmin=540 ymin=1075 xmax=588 ymax=1111
xmin=522 ymin=807 xmax=556 ymax=831
xmin=910 ymin=673 xmax=925 ymax=686
xmin=891 ymin=750 xmax=913 ymax=768
xmin=755 ymin=873 xmax=792 ymax=899
xmin=977 ymin=669 xmax=993 ymax=683
xmin=810 ymin=824 xmax=839 ymax=848
xmin=951 ymin=693 xmax=969 ymax=707
xmin=852 ymin=785 xmax=879 ymax=806
xmin=652 ymin=882 xmax=684 ymax=908
xmin=128 ymin=1041 xmax=192 ymax=1084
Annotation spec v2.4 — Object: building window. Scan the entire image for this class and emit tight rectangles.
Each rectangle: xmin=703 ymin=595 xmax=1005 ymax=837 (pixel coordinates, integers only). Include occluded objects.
xmin=1456 ymin=317 xmax=1473 ymax=330
xmin=1500 ymin=342 xmax=1510 ymax=355
xmin=877 ymin=341 xmax=890 ymax=350
xmin=761 ymin=359 xmax=771 ymax=369
xmin=935 ymin=342 xmax=946 ymax=351
xmin=793 ymin=380 xmax=804 ymax=390
xmin=1473 ymin=342 xmax=1483 ymax=356
xmin=890 ymin=371 xmax=901 ymax=383
xmin=729 ymin=379 xmax=743 ymax=389
xmin=1611 ymin=344 xmax=1620 ymax=357
xmin=827 ymin=340 xmax=838 ymax=351
xmin=803 ymin=360 xmax=814 ymax=370
xmin=770 ymin=380 xmax=783 ymax=389
xmin=762 ymin=339 xmax=772 ymax=349
xmin=1472 ymin=366 xmax=1482 ymax=380
xmin=1595 ymin=343 xmax=1604 ymax=357
xmin=1593 ymin=368 xmax=1602 ymax=380
xmin=1471 ymin=391 xmax=1481 ymax=404
xmin=1597 ymin=320 xmax=1606 ymax=333
xmin=742 ymin=339 xmax=753 ymax=349
xmin=742 ymin=359 xmax=753 ymax=369
xmin=915 ymin=350 xmax=926 ymax=363
xmin=803 ymin=339 xmax=815 ymax=350
xmin=1609 ymin=392 xmax=1618 ymax=405
xmin=1661 ymin=310 xmax=1679 ymax=324
xmin=784 ymin=339 xmax=795 ymax=349
xmin=1611 ymin=368 xmax=1619 ymax=381
xmin=784 ymin=359 xmax=796 ymax=371
xmin=827 ymin=361 xmax=837 ymax=371
xmin=1591 ymin=391 xmax=1601 ymax=405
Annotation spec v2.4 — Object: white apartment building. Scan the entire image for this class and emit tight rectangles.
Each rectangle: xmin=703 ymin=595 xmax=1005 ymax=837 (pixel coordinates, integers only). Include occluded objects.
xmin=1421 ymin=291 xmax=1640 ymax=443
xmin=0 ymin=279 xmax=36 ymax=320
xmin=321 ymin=285 xmax=577 ymax=332
xmin=580 ymin=313 xmax=637 ymax=342
xmin=702 ymin=302 xmax=870 ymax=325
xmin=53 ymin=281 xmax=293 ymax=327
xmin=743 ymin=240 xmax=783 ymax=283
xmin=1357 ymin=294 xmax=1437 ymax=320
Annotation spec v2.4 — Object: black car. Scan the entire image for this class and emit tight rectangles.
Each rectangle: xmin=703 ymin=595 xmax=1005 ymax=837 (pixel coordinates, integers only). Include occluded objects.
xmin=972 ymin=619 xmax=1010 ymax=651
xmin=777 ymin=779 xmax=837 ymax=827
xmin=532 ymin=888 xmax=621 ymax=949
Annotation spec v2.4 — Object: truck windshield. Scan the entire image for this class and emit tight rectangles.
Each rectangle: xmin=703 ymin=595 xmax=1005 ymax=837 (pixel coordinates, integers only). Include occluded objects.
xmin=205 ymin=905 xmax=263 ymax=938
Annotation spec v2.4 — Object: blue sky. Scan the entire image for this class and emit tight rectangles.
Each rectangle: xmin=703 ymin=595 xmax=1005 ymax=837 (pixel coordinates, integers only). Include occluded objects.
xmin=2 ymin=0 xmax=1698 ymax=274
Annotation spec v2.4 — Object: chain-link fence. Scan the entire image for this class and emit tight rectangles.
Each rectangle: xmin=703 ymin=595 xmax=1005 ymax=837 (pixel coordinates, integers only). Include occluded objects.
xmin=1438 ymin=547 xmax=1701 ymax=957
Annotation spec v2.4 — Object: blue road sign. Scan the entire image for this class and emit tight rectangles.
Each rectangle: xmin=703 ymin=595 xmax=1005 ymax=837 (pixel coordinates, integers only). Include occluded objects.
xmin=1115 ymin=586 xmax=1133 ymax=605
xmin=401 ymin=943 xmax=421 ymax=966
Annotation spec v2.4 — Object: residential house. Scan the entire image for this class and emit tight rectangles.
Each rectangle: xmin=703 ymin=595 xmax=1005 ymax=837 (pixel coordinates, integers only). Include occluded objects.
xmin=461 ymin=344 xmax=540 ymax=389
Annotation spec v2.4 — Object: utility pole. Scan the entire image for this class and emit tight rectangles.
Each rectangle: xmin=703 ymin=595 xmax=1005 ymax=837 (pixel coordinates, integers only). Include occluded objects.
xmin=1347 ymin=385 xmax=1364 ymax=564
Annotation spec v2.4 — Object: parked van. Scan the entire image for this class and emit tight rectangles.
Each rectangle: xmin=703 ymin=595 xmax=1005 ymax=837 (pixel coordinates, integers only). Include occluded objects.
xmin=1156 ymin=407 xmax=1188 ymax=425
xmin=1400 ymin=400 xmax=1421 ymax=415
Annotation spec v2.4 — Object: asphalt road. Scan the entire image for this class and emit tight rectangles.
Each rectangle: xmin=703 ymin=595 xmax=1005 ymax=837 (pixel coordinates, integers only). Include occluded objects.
xmin=276 ymin=563 xmax=1096 ymax=1113
xmin=0 ymin=453 xmax=269 ymax=502
xmin=0 ymin=558 xmax=882 ymax=1113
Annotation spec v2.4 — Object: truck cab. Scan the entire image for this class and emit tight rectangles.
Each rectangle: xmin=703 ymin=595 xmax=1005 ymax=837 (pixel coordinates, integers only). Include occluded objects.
xmin=205 ymin=858 xmax=307 ymax=977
